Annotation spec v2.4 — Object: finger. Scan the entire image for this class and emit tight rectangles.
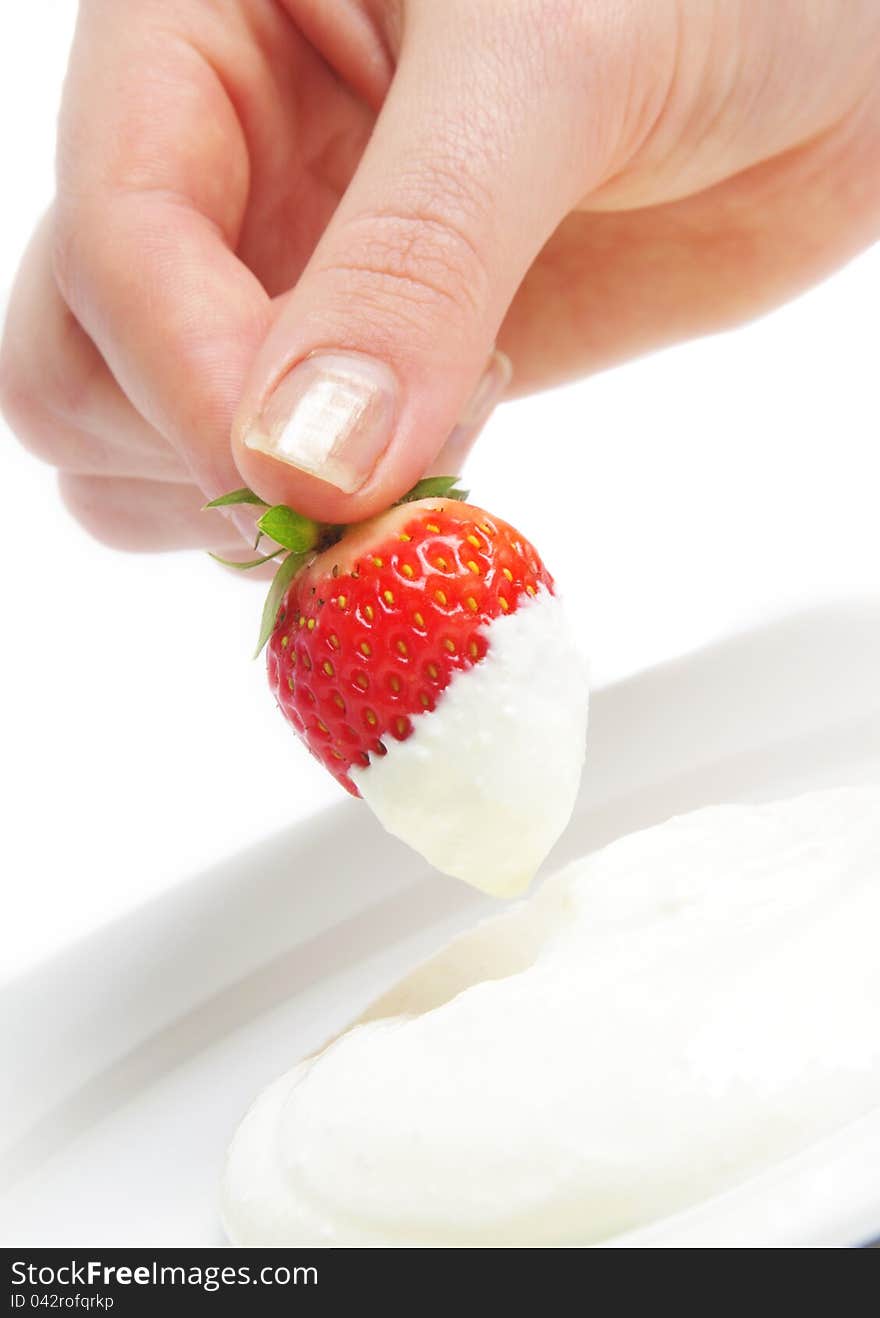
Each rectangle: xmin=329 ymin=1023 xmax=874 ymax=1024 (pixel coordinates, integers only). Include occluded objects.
xmin=52 ymin=3 xmax=271 ymax=502
xmin=232 ymin=3 xmax=625 ymax=521
xmin=57 ymin=475 xmax=249 ymax=554
xmin=0 ymin=211 xmax=189 ymax=481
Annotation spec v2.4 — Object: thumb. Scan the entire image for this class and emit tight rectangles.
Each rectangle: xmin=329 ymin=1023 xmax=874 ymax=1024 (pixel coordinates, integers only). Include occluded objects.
xmin=232 ymin=5 xmax=613 ymax=521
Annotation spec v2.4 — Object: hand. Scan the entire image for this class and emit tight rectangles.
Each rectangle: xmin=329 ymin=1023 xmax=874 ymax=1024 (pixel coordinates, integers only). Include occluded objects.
xmin=2 ymin=0 xmax=879 ymax=554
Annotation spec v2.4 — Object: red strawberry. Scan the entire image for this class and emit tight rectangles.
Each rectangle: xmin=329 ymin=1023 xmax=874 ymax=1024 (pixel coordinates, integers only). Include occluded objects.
xmin=207 ymin=477 xmax=587 ymax=895
xmin=208 ymin=478 xmax=552 ymax=793
xmin=271 ymin=501 xmax=551 ymax=794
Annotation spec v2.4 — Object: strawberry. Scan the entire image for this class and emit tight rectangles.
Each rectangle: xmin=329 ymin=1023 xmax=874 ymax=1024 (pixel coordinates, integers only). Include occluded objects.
xmin=208 ymin=477 xmax=589 ymax=896
xmin=208 ymin=478 xmax=553 ymax=796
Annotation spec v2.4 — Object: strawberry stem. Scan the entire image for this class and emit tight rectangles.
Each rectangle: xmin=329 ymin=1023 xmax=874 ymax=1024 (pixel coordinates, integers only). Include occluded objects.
xmin=256 ymin=505 xmax=321 ymax=553
xmin=203 ymin=488 xmax=268 ymax=509
xmin=209 ymin=547 xmax=287 ymax=570
xmin=204 ymin=476 xmax=467 ymax=655
xmin=396 ymin=475 xmax=469 ymax=503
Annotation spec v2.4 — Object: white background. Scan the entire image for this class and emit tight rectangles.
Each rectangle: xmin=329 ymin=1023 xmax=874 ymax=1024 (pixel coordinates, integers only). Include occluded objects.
xmin=2 ymin=1 xmax=878 ymax=979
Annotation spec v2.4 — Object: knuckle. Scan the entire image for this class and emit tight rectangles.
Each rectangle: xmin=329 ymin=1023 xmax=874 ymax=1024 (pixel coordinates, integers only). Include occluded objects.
xmin=57 ymin=472 xmax=131 ymax=550
xmin=516 ymin=0 xmax=677 ymax=180
xmin=46 ymin=301 xmax=106 ymax=425
xmin=0 ymin=341 xmax=30 ymax=434
xmin=1 ymin=392 xmax=87 ymax=471
xmin=1 ymin=334 xmax=110 ymax=476
xmin=0 ymin=211 xmax=105 ymax=449
xmin=1 ymin=307 xmax=102 ymax=453
xmin=51 ymin=202 xmax=92 ymax=315
xmin=52 ymin=197 xmax=120 ymax=323
xmin=0 ymin=346 xmax=60 ymax=464
xmin=321 ymin=197 xmax=491 ymax=339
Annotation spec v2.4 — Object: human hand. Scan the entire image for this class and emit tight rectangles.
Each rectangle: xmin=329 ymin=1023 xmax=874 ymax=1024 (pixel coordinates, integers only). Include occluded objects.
xmin=2 ymin=0 xmax=879 ymax=553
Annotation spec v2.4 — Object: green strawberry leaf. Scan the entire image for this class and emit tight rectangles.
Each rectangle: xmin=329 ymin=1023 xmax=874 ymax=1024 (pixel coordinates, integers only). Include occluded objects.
xmin=396 ymin=476 xmax=465 ymax=504
xmin=257 ymin=505 xmax=321 ymax=553
xmin=209 ymin=547 xmax=287 ymax=570
xmin=203 ymin=487 xmax=267 ymax=510
xmin=255 ymin=550 xmax=307 ymax=657
xmin=208 ymin=475 xmax=476 ymax=661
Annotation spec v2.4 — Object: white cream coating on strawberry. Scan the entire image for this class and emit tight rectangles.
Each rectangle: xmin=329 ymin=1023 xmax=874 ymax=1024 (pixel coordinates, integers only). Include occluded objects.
xmin=350 ymin=587 xmax=590 ymax=896
xmin=222 ymin=786 xmax=880 ymax=1247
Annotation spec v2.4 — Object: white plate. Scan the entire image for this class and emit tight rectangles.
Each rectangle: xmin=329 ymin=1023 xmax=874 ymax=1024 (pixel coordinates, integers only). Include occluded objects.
xmin=2 ymin=602 xmax=879 ymax=1248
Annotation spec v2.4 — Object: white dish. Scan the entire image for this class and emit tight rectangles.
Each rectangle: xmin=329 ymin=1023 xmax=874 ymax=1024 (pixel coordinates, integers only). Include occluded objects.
xmin=2 ymin=601 xmax=879 ymax=1248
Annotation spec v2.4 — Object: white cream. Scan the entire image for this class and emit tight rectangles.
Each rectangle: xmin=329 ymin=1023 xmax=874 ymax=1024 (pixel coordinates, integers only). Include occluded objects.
xmin=351 ymin=588 xmax=590 ymax=897
xmin=223 ymin=786 xmax=880 ymax=1247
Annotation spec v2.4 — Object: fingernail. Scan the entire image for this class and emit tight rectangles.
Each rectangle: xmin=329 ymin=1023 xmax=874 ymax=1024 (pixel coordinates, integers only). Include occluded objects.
xmin=432 ymin=349 xmax=513 ymax=474
xmin=244 ymin=352 xmax=398 ymax=493
xmin=460 ymin=349 xmax=513 ymax=431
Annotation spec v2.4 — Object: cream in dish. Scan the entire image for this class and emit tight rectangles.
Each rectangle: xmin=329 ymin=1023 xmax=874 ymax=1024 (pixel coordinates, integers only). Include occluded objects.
xmin=222 ymin=786 xmax=880 ymax=1247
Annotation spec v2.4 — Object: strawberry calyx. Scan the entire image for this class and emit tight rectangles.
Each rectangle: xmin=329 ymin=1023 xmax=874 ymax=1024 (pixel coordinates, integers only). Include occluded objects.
xmin=204 ymin=476 xmax=469 ymax=655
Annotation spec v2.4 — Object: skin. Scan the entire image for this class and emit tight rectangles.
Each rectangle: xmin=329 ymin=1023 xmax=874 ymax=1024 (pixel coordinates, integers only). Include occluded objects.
xmin=1 ymin=0 xmax=879 ymax=555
